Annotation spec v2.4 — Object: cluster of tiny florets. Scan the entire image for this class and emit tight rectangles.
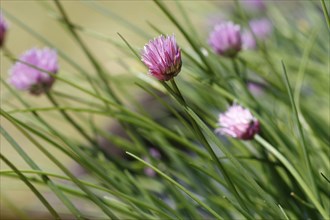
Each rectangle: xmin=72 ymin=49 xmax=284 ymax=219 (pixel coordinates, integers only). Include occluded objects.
xmin=8 ymin=48 xmax=58 ymax=95
xmin=141 ymin=34 xmax=182 ymax=81
xmin=216 ymin=104 xmax=260 ymax=140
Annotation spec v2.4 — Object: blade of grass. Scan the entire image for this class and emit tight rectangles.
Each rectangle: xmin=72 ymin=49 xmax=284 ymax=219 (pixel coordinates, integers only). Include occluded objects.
xmin=255 ymin=135 xmax=328 ymax=218
xmin=0 ymin=170 xmax=175 ymax=219
xmin=45 ymin=92 xmax=96 ymax=147
xmin=279 ymin=205 xmax=290 ymax=220
xmin=117 ymin=33 xmax=141 ymax=60
xmin=0 ymin=126 xmax=84 ymax=219
xmin=320 ymin=172 xmax=330 ymax=184
xmin=4 ymin=52 xmax=211 ymax=161
xmin=281 ymin=61 xmax=318 ymax=198
xmin=0 ymin=153 xmax=61 ymax=219
xmin=320 ymin=0 xmax=330 ymax=29
xmin=1 ymin=109 xmax=119 ymax=219
xmin=53 ymin=0 xmax=121 ymax=104
xmin=164 ymin=79 xmax=253 ymax=218
xmin=2 ymin=10 xmax=101 ymax=98
xmin=126 ymin=152 xmax=224 ymax=220
xmin=186 ymin=108 xmax=283 ymax=217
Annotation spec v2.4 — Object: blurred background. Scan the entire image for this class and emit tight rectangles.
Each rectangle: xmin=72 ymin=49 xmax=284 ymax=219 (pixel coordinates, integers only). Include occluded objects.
xmin=1 ymin=0 xmax=328 ymax=219
xmin=1 ymin=1 xmax=221 ymax=218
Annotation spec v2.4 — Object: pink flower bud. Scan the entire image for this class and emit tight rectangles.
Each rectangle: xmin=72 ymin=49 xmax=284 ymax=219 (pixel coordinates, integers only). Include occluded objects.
xmin=0 ymin=13 xmax=8 ymax=47
xmin=208 ymin=21 xmax=242 ymax=58
xmin=216 ymin=105 xmax=260 ymax=140
xmin=242 ymin=18 xmax=273 ymax=50
xmin=141 ymin=34 xmax=182 ymax=81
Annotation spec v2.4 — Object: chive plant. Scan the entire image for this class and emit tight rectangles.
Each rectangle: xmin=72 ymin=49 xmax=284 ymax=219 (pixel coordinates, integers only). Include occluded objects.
xmin=1 ymin=1 xmax=329 ymax=219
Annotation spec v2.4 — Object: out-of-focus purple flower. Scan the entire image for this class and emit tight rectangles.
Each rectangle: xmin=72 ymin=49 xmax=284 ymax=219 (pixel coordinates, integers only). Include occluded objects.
xmin=144 ymin=148 xmax=162 ymax=177
xmin=9 ymin=47 xmax=58 ymax=95
xmin=149 ymin=148 xmax=161 ymax=159
xmin=144 ymin=166 xmax=156 ymax=177
xmin=250 ymin=18 xmax=273 ymax=40
xmin=0 ymin=13 xmax=8 ymax=47
xmin=216 ymin=104 xmax=260 ymax=140
xmin=141 ymin=34 xmax=182 ymax=81
xmin=242 ymin=18 xmax=273 ymax=50
xmin=242 ymin=30 xmax=256 ymax=50
xmin=208 ymin=21 xmax=242 ymax=57
xmin=248 ymin=82 xmax=264 ymax=96
xmin=241 ymin=0 xmax=265 ymax=11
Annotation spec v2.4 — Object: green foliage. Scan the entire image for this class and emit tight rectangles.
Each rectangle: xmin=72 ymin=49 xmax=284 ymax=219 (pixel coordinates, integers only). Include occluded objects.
xmin=1 ymin=1 xmax=329 ymax=219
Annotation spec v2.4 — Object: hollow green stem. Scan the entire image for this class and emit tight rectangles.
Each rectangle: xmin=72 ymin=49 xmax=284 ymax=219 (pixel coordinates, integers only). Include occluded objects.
xmin=320 ymin=0 xmax=330 ymax=29
xmin=0 ymin=154 xmax=61 ymax=219
xmin=53 ymin=0 xmax=121 ymax=104
xmin=46 ymin=92 xmax=96 ymax=147
xmin=165 ymin=79 xmax=253 ymax=219
xmin=255 ymin=135 xmax=328 ymax=218
xmin=281 ymin=61 xmax=318 ymax=199
xmin=127 ymin=152 xmax=223 ymax=220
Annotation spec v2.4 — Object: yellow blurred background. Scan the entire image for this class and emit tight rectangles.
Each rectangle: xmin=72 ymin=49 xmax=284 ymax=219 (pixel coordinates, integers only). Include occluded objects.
xmin=0 ymin=1 xmax=219 ymax=218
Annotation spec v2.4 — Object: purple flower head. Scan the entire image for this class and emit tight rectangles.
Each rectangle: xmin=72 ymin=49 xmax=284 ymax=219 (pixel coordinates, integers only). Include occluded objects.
xmin=242 ymin=30 xmax=256 ymax=50
xmin=216 ymin=104 xmax=260 ymax=140
xmin=248 ymin=82 xmax=264 ymax=96
xmin=149 ymin=148 xmax=161 ymax=159
xmin=208 ymin=21 xmax=242 ymax=57
xmin=242 ymin=18 xmax=273 ymax=50
xmin=250 ymin=18 xmax=273 ymax=40
xmin=9 ymin=47 xmax=58 ymax=95
xmin=143 ymin=148 xmax=162 ymax=177
xmin=0 ymin=13 xmax=8 ymax=47
xmin=141 ymin=34 xmax=182 ymax=81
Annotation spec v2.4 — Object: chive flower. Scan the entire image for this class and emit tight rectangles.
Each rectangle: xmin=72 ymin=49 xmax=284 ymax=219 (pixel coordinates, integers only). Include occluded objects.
xmin=216 ymin=104 xmax=260 ymax=140
xmin=144 ymin=148 xmax=161 ymax=177
xmin=8 ymin=47 xmax=58 ymax=95
xmin=0 ymin=13 xmax=8 ymax=47
xmin=208 ymin=21 xmax=242 ymax=58
xmin=242 ymin=18 xmax=273 ymax=50
xmin=141 ymin=34 xmax=182 ymax=81
xmin=247 ymin=82 xmax=264 ymax=96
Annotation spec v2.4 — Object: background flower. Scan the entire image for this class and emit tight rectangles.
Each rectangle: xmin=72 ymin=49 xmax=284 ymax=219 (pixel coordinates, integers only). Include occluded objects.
xmin=242 ymin=18 xmax=273 ymax=50
xmin=216 ymin=104 xmax=260 ymax=140
xmin=208 ymin=21 xmax=242 ymax=57
xmin=8 ymin=47 xmax=58 ymax=95
xmin=0 ymin=13 xmax=8 ymax=47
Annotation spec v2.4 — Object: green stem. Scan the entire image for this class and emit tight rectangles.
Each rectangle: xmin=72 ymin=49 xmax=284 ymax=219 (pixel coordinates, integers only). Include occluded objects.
xmin=166 ymin=79 xmax=253 ymax=219
xmin=320 ymin=0 xmax=330 ymax=29
xmin=53 ymin=0 xmax=121 ymax=104
xmin=281 ymin=61 xmax=318 ymax=200
xmin=255 ymin=135 xmax=328 ymax=219
xmin=0 ymin=154 xmax=61 ymax=219
xmin=0 ymin=126 xmax=84 ymax=219
xmin=127 ymin=152 xmax=223 ymax=220
xmin=232 ymin=59 xmax=258 ymax=106
xmin=0 ymin=169 xmax=169 ymax=218
xmin=1 ymin=109 xmax=119 ymax=219
xmin=46 ymin=92 xmax=96 ymax=147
